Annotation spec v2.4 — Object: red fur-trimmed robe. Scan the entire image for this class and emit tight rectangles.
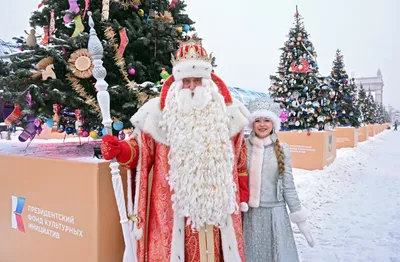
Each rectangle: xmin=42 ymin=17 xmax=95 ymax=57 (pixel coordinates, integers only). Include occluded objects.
xmin=108 ymin=77 xmax=250 ymax=262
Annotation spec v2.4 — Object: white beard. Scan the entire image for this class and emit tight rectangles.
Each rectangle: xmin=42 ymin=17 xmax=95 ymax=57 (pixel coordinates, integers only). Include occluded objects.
xmin=160 ymin=79 xmax=238 ymax=231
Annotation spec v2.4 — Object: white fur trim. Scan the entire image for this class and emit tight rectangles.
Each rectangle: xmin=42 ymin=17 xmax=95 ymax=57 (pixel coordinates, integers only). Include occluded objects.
xmin=248 ymin=136 xmax=269 ymax=208
xmin=289 ymin=209 xmax=308 ymax=223
xmin=126 ymin=129 xmax=143 ymax=262
xmin=228 ymin=98 xmax=250 ymax=137
xmin=170 ymin=214 xmax=185 ymax=262
xmin=240 ymin=202 xmax=249 ymax=212
xmin=248 ymin=110 xmax=281 ymax=131
xmin=130 ymin=98 xmax=168 ymax=145
xmin=220 ymin=216 xmax=241 ymax=262
xmin=172 ymin=59 xmax=213 ymax=81
xmin=129 ymin=97 xmax=249 ymax=144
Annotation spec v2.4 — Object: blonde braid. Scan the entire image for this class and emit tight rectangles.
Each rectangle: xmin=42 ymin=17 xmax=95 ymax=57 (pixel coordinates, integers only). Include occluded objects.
xmin=274 ymin=138 xmax=285 ymax=176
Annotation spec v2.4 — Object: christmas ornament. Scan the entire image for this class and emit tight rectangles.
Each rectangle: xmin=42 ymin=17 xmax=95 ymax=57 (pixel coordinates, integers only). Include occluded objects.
xmin=72 ymin=15 xmax=84 ymax=37
xmin=4 ymin=104 xmax=22 ymax=126
xmin=31 ymin=57 xmax=56 ymax=80
xmin=160 ymin=68 xmax=170 ymax=79
xmin=117 ymin=28 xmax=129 ymax=55
xmin=102 ymin=0 xmax=110 ymax=21
xmin=113 ymin=121 xmax=124 ymax=131
xmin=65 ymin=127 xmax=74 ymax=135
xmin=63 ymin=0 xmax=80 ymax=23
xmin=138 ymin=9 xmax=144 ymax=16
xmin=75 ymin=109 xmax=83 ymax=136
xmin=183 ymin=24 xmax=190 ymax=33
xmin=69 ymin=49 xmax=93 ymax=79
xmin=25 ymin=29 xmax=38 ymax=47
xmin=58 ymin=124 xmax=65 ymax=133
xmin=51 ymin=104 xmax=61 ymax=132
xmin=289 ymin=59 xmax=310 ymax=73
xmin=128 ymin=68 xmax=136 ymax=75
xmin=45 ymin=119 xmax=54 ymax=128
xmin=26 ymin=92 xmax=33 ymax=107
xmin=177 ymin=26 xmax=183 ymax=33
xmin=82 ymin=0 xmax=91 ymax=20
xmin=82 ymin=130 xmax=89 ymax=137
xmin=50 ymin=9 xmax=55 ymax=38
xmin=40 ymin=26 xmax=49 ymax=46
xmin=18 ymin=115 xmax=37 ymax=143
xmin=170 ymin=0 xmax=178 ymax=8
xmin=89 ymin=130 xmax=98 ymax=139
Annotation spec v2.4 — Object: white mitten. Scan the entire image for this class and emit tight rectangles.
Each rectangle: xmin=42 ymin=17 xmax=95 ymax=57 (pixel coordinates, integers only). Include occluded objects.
xmin=240 ymin=202 xmax=249 ymax=212
xmin=296 ymin=221 xmax=315 ymax=247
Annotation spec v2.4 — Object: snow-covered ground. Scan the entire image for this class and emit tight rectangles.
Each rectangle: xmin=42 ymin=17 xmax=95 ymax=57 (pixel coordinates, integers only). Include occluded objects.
xmin=1 ymin=124 xmax=399 ymax=261
xmin=294 ymin=130 xmax=400 ymax=262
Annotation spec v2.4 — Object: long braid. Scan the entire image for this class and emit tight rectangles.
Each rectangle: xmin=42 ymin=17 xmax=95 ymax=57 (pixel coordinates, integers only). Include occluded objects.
xmin=274 ymin=138 xmax=285 ymax=176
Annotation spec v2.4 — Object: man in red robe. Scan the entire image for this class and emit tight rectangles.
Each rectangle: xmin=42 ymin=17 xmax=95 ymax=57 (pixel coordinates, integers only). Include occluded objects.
xmin=101 ymin=39 xmax=250 ymax=262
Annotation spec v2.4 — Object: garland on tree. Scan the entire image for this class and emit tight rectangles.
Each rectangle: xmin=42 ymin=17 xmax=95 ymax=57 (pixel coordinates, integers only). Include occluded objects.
xmin=104 ymin=26 xmax=137 ymax=89
xmin=66 ymin=73 xmax=100 ymax=115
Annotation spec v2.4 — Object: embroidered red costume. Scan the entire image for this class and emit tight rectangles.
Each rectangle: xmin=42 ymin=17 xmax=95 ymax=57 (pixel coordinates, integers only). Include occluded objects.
xmin=101 ymin=40 xmax=249 ymax=262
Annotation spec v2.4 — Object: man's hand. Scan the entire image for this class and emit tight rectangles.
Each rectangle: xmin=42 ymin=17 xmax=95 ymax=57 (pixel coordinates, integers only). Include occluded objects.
xmin=101 ymin=134 xmax=121 ymax=160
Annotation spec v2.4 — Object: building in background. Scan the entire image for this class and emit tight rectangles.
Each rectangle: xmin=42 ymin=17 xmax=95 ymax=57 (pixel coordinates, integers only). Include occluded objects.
xmin=228 ymin=86 xmax=269 ymax=107
xmin=0 ymin=40 xmax=20 ymax=61
xmin=354 ymin=69 xmax=384 ymax=105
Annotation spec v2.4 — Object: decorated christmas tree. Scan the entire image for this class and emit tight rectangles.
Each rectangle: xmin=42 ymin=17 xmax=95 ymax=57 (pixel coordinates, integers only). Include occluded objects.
xmin=327 ymin=50 xmax=360 ymax=127
xmin=375 ymin=103 xmax=384 ymax=124
xmin=1 ymin=0 xmax=196 ymax=137
xmin=269 ymin=6 xmax=335 ymax=131
xmin=356 ymin=84 xmax=368 ymax=124
xmin=365 ymin=89 xmax=377 ymax=124
xmin=382 ymin=105 xmax=391 ymax=123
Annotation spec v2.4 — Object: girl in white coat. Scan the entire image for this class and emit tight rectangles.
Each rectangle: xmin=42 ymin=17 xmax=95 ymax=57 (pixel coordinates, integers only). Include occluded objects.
xmin=243 ymin=97 xmax=314 ymax=262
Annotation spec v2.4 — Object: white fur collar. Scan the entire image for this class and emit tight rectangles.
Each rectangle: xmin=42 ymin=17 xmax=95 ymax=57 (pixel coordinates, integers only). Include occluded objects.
xmin=250 ymin=135 xmax=273 ymax=148
xmin=130 ymin=97 xmax=250 ymax=145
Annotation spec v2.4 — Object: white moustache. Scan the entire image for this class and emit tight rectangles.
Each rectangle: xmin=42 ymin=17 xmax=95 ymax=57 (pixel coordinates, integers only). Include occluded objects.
xmin=177 ymin=86 xmax=212 ymax=112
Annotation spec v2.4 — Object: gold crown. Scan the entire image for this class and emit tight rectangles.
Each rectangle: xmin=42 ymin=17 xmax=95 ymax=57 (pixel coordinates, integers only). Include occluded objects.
xmin=171 ymin=39 xmax=213 ymax=66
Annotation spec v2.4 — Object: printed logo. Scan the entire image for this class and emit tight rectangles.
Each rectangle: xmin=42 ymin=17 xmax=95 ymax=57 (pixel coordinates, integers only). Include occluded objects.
xmin=328 ymin=135 xmax=333 ymax=152
xmin=11 ymin=196 xmax=26 ymax=232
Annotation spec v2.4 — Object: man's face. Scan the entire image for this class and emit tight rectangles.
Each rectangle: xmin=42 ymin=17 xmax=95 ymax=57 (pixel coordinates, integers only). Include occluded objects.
xmin=182 ymin=77 xmax=202 ymax=91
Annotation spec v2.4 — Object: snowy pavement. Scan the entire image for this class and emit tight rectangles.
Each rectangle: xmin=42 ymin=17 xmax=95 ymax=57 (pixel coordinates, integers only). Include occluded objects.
xmin=294 ymin=130 xmax=400 ymax=262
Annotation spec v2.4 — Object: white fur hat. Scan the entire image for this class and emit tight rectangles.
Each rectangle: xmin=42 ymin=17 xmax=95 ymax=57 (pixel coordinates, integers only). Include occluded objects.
xmin=171 ymin=39 xmax=214 ymax=81
xmin=248 ymin=97 xmax=282 ymax=131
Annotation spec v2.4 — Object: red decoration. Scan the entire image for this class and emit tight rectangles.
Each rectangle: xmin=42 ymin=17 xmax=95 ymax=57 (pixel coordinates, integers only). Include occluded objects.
xmin=307 ymin=132 xmax=311 ymax=136
xmin=169 ymin=0 xmax=178 ymax=8
xmin=290 ymin=59 xmax=310 ymax=73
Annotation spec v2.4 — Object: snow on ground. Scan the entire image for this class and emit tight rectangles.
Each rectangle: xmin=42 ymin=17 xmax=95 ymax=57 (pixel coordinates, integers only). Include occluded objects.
xmin=2 ymin=124 xmax=400 ymax=261
xmin=294 ymin=130 xmax=400 ymax=262
xmin=0 ymin=129 xmax=105 ymax=162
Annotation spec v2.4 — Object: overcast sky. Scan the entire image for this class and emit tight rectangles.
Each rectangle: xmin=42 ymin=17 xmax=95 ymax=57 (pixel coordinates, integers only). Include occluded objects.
xmin=1 ymin=0 xmax=399 ymax=109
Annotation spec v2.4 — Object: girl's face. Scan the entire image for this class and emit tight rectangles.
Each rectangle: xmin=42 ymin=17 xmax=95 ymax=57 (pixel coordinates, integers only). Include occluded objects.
xmin=253 ymin=117 xmax=273 ymax=138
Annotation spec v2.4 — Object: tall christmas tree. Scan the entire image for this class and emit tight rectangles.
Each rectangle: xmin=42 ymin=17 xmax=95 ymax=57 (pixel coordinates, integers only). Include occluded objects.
xmin=327 ymin=50 xmax=360 ymax=127
xmin=356 ymin=84 xmax=368 ymax=124
xmin=382 ymin=105 xmax=391 ymax=123
xmin=1 ymin=0 xmax=196 ymax=134
xmin=375 ymin=103 xmax=384 ymax=124
xmin=366 ymin=89 xmax=377 ymax=124
xmin=269 ymin=6 xmax=335 ymax=131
